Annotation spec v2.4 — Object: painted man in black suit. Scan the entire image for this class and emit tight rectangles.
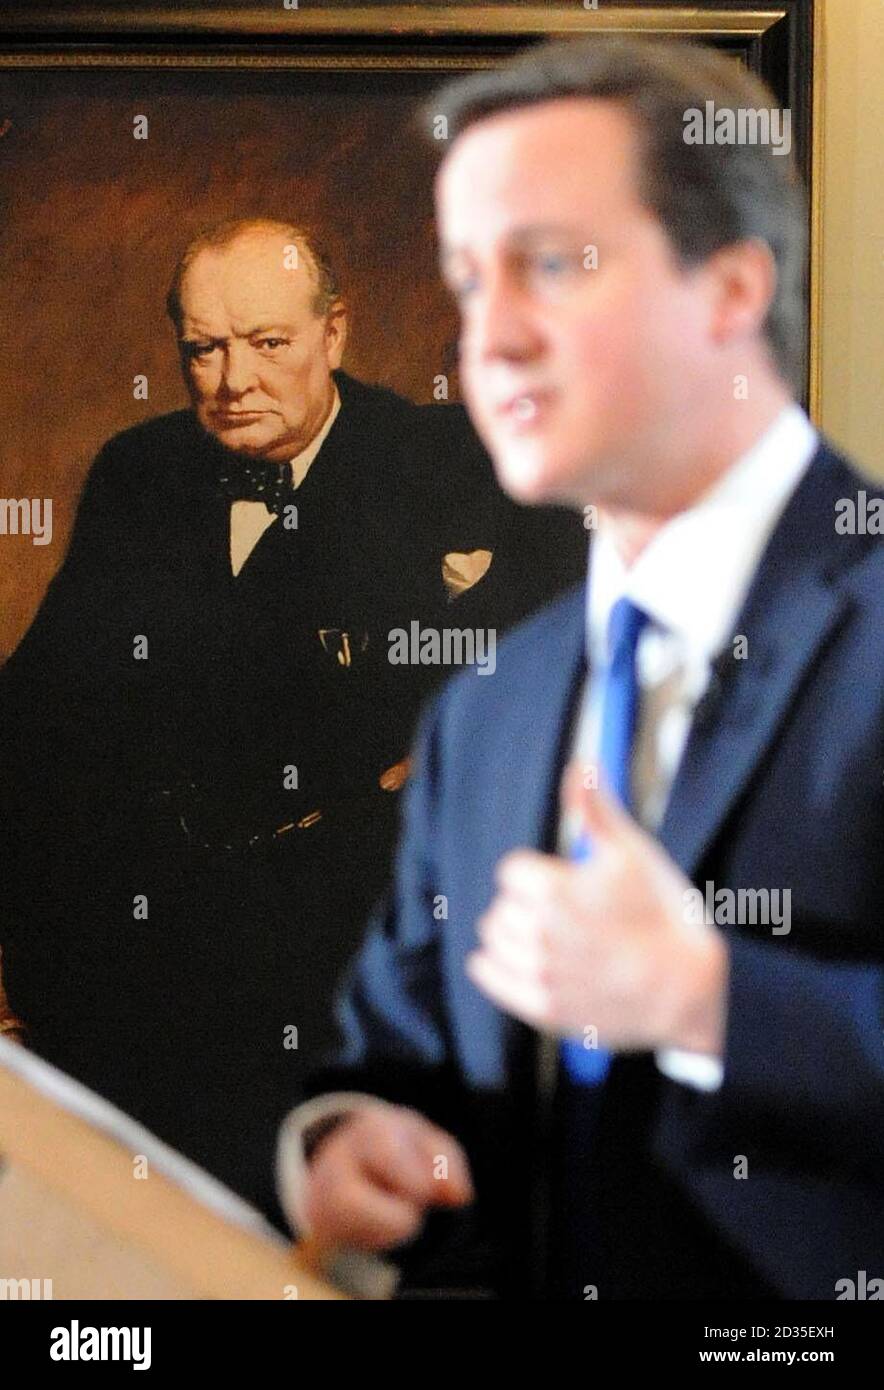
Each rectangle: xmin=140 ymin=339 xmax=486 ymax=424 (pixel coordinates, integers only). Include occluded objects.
xmin=0 ymin=217 xmax=584 ymax=1222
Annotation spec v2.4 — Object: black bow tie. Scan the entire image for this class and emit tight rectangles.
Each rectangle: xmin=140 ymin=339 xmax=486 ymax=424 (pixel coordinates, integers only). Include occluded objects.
xmin=216 ymin=457 xmax=296 ymax=514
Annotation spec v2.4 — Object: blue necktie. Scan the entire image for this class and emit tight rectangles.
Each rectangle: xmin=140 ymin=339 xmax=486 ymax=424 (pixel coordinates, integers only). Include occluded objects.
xmin=560 ymin=596 xmax=651 ymax=1086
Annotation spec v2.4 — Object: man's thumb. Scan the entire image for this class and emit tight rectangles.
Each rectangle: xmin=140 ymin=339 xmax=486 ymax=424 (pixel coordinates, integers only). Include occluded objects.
xmin=560 ymin=760 xmax=635 ymax=850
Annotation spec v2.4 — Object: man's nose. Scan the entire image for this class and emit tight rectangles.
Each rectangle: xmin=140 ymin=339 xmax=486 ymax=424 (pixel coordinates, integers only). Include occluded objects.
xmin=219 ymin=342 xmax=258 ymax=397
xmin=463 ymin=265 xmax=543 ymax=365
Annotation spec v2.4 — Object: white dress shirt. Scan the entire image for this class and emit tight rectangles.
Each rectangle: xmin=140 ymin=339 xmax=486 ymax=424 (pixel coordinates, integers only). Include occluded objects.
xmin=276 ymin=404 xmax=820 ymax=1228
xmin=228 ymin=385 xmax=342 ymax=576
xmin=564 ymin=403 xmax=819 ymax=1090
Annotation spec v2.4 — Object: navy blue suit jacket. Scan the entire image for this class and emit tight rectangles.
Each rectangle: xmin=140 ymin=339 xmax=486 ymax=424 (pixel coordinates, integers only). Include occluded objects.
xmin=309 ymin=440 xmax=884 ymax=1299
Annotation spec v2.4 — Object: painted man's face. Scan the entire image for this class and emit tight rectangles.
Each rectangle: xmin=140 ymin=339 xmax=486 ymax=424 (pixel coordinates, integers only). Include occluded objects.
xmin=178 ymin=229 xmax=346 ymax=462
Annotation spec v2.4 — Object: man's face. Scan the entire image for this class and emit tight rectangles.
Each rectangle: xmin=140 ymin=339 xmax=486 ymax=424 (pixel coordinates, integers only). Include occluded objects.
xmin=436 ymin=99 xmax=717 ymax=512
xmin=178 ymin=229 xmax=346 ymax=462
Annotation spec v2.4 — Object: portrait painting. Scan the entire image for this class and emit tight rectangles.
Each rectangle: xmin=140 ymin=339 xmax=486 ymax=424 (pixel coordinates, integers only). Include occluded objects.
xmin=0 ymin=0 xmax=819 ymax=1231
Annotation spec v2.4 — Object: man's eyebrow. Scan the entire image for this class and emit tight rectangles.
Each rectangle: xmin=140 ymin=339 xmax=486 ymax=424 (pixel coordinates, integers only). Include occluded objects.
xmin=513 ymin=222 xmax=583 ymax=237
xmin=179 ymin=325 xmax=293 ymax=342
xmin=439 ymin=225 xmax=588 ymax=265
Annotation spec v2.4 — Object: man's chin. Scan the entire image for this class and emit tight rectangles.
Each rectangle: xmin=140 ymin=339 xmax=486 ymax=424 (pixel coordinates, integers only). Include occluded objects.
xmin=492 ymin=447 xmax=583 ymax=510
xmin=203 ymin=422 xmax=285 ymax=459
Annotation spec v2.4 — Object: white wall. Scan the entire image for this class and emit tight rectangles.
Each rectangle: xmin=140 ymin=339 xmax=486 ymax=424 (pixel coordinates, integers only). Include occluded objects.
xmin=818 ymin=0 xmax=884 ymax=476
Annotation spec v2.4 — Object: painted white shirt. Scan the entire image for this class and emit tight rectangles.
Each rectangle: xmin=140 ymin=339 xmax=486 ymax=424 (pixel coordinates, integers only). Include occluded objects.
xmin=228 ymin=385 xmax=342 ymax=576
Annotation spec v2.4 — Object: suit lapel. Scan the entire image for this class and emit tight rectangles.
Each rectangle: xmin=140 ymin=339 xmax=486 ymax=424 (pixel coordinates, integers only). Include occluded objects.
xmin=657 ymin=444 xmax=859 ymax=878
xmin=657 ymin=577 xmax=848 ymax=878
xmin=162 ymin=417 xmax=237 ymax=584
xmin=465 ymin=585 xmax=586 ymax=1086
xmin=511 ymin=584 xmax=588 ymax=854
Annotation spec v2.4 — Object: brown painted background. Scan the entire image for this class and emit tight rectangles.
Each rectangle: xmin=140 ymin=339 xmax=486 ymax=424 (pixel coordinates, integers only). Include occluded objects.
xmin=0 ymin=67 xmax=463 ymax=660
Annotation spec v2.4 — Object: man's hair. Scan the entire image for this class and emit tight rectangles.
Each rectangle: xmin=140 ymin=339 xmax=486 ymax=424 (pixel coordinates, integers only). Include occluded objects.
xmin=165 ymin=216 xmax=341 ymax=330
xmin=429 ymin=37 xmax=807 ymax=391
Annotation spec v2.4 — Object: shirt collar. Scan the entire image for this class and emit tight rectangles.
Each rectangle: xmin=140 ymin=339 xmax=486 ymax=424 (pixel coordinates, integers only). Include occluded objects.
xmin=289 ymin=384 xmax=342 ymax=487
xmin=587 ymin=404 xmax=819 ymax=668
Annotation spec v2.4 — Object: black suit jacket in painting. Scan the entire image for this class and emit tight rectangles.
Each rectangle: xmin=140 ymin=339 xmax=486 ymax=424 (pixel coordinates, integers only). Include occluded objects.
xmin=0 ymin=369 xmax=586 ymax=1223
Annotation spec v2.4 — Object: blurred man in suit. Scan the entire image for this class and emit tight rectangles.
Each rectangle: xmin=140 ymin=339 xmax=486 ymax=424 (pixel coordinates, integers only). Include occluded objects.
xmin=282 ymin=41 xmax=884 ymax=1297
xmin=0 ymin=217 xmax=584 ymax=1222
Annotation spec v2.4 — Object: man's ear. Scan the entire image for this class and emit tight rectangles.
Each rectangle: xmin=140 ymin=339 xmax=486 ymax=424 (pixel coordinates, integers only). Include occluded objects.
xmin=324 ymin=300 xmax=348 ymax=368
xmin=707 ymin=237 xmax=778 ymax=349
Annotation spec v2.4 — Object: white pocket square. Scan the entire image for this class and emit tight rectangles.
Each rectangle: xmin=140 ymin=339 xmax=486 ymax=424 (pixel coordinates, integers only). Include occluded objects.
xmin=442 ymin=548 xmax=493 ymax=598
